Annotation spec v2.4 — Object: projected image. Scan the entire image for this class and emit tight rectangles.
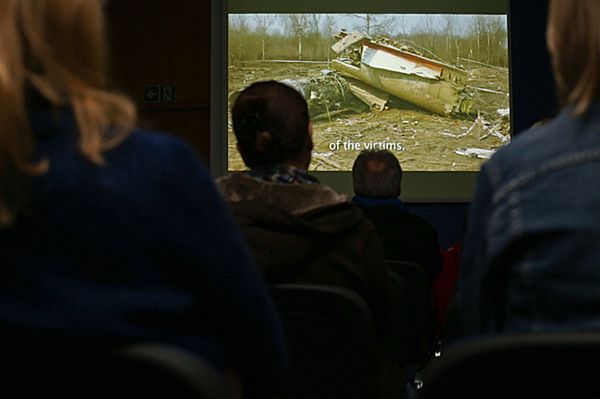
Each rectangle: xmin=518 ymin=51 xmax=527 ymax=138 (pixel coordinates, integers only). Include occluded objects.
xmin=227 ymin=14 xmax=510 ymax=171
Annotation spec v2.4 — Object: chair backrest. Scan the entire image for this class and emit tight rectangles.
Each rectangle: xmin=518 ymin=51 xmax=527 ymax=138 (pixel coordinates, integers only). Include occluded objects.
xmin=1 ymin=343 xmax=231 ymax=399
xmin=270 ymin=284 xmax=381 ymax=399
xmin=420 ymin=333 xmax=600 ymax=399
xmin=387 ymin=260 xmax=435 ymax=364
xmin=385 ymin=270 xmax=410 ymax=364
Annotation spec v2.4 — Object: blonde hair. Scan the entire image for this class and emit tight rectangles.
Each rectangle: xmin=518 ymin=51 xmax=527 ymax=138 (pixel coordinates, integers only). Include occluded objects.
xmin=0 ymin=0 xmax=136 ymax=225
xmin=547 ymin=0 xmax=600 ymax=115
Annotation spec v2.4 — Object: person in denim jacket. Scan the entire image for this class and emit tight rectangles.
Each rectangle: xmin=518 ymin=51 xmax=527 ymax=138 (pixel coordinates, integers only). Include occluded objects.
xmin=456 ymin=0 xmax=600 ymax=334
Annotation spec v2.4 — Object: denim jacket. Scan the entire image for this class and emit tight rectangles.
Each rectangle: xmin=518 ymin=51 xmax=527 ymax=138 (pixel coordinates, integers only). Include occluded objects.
xmin=457 ymin=104 xmax=600 ymax=335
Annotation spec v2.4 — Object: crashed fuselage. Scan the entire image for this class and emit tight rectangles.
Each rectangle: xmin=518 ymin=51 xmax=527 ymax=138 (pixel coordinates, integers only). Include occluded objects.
xmin=331 ymin=31 xmax=472 ymax=116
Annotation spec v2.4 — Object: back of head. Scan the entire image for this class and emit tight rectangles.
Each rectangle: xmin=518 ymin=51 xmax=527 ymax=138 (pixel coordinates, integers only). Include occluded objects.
xmin=232 ymin=80 xmax=311 ymax=168
xmin=547 ymin=0 xmax=600 ymax=115
xmin=352 ymin=150 xmax=402 ymax=198
xmin=0 ymin=0 xmax=136 ymax=225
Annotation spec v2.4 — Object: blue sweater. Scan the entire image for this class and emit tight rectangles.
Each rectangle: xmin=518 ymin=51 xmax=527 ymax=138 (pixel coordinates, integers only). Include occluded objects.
xmin=0 ymin=108 xmax=286 ymax=397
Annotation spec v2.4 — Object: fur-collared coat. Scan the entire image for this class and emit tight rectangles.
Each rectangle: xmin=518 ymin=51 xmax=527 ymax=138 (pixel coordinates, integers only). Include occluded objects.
xmin=217 ymin=173 xmax=392 ymax=332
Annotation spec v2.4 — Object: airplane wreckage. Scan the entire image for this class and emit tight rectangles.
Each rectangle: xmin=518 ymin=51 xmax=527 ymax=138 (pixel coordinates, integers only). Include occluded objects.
xmin=329 ymin=30 xmax=473 ymax=116
xmin=231 ymin=31 xmax=510 ymax=159
xmin=277 ymin=31 xmax=477 ymax=117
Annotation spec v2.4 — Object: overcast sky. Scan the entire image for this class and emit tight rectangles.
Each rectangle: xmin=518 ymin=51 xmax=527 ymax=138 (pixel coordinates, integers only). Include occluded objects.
xmin=230 ymin=13 xmax=508 ymax=38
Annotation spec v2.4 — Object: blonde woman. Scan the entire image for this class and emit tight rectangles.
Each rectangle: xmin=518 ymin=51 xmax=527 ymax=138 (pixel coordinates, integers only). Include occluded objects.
xmin=457 ymin=0 xmax=600 ymax=335
xmin=0 ymin=1 xmax=286 ymax=397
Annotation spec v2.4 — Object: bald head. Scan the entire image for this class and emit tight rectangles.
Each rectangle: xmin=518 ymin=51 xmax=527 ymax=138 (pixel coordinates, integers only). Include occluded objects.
xmin=366 ymin=159 xmax=387 ymax=173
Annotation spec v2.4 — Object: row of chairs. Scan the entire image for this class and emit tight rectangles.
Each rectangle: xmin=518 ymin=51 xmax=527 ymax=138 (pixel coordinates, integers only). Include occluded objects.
xmin=1 ymin=285 xmax=380 ymax=399
xmin=4 ymin=284 xmax=600 ymax=399
xmin=0 ymin=262 xmax=431 ymax=399
xmin=271 ymin=284 xmax=380 ymax=399
xmin=420 ymin=333 xmax=600 ymax=398
xmin=386 ymin=260 xmax=436 ymax=366
xmin=270 ymin=265 xmax=600 ymax=399
xmin=1 ymin=285 xmax=379 ymax=399
xmin=2 ymin=343 xmax=232 ymax=399
xmin=269 ymin=261 xmax=436 ymax=399
xmin=10 ymin=260 xmax=596 ymax=399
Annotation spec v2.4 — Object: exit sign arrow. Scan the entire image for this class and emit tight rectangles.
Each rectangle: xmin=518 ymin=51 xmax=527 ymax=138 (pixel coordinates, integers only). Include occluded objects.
xmin=143 ymin=86 xmax=160 ymax=103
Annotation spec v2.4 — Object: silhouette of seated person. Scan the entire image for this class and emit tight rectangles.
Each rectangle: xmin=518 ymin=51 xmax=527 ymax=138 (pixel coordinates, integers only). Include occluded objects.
xmin=456 ymin=0 xmax=600 ymax=336
xmin=217 ymin=81 xmax=392 ymax=333
xmin=0 ymin=2 xmax=286 ymax=398
xmin=352 ymin=150 xmax=442 ymax=283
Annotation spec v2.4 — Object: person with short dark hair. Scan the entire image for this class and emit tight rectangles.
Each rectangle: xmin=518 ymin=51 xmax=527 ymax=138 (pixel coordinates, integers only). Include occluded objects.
xmin=457 ymin=0 xmax=600 ymax=335
xmin=353 ymin=150 xmax=403 ymax=199
xmin=217 ymin=81 xmax=392 ymax=334
xmin=352 ymin=150 xmax=443 ymax=283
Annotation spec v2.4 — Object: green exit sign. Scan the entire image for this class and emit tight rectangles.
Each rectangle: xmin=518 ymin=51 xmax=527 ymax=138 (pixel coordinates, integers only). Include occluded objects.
xmin=143 ymin=85 xmax=176 ymax=104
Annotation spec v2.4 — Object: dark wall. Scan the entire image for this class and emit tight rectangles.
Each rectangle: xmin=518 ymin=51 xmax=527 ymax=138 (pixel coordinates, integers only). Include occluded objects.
xmin=509 ymin=0 xmax=558 ymax=134
xmin=406 ymin=203 xmax=468 ymax=250
xmin=107 ymin=0 xmax=212 ymax=162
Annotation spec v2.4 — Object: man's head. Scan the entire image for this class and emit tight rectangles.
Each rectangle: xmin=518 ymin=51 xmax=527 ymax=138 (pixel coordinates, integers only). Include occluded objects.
xmin=352 ymin=150 xmax=402 ymax=198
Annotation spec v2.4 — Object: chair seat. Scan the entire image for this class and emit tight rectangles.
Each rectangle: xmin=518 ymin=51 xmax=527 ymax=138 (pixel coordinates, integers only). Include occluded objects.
xmin=420 ymin=333 xmax=600 ymax=399
xmin=0 ymin=343 xmax=231 ymax=399
xmin=270 ymin=284 xmax=382 ymax=399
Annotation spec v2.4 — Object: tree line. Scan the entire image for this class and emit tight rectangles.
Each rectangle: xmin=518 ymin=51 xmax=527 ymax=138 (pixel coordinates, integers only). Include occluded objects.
xmin=229 ymin=14 xmax=509 ymax=68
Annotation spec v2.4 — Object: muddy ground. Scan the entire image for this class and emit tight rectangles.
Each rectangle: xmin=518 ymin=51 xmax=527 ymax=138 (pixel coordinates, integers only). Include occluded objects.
xmin=227 ymin=61 xmax=510 ymax=171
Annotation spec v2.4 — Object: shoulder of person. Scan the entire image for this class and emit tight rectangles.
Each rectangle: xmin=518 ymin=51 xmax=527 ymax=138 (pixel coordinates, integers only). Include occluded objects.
xmin=124 ymin=128 xmax=195 ymax=154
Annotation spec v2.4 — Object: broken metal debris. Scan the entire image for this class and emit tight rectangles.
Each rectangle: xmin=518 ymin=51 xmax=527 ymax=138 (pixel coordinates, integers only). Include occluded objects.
xmin=455 ymin=148 xmax=496 ymax=159
xmin=280 ymin=72 xmax=368 ymax=120
xmin=330 ymin=31 xmax=473 ymax=116
xmin=230 ymin=31 xmax=510 ymax=131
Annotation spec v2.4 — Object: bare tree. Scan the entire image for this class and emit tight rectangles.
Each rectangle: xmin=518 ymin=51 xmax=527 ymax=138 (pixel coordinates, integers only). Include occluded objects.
xmin=321 ymin=15 xmax=337 ymax=61
xmin=349 ymin=14 xmax=396 ymax=36
xmin=488 ymin=15 xmax=508 ymax=66
xmin=285 ymin=14 xmax=310 ymax=60
xmin=254 ymin=14 xmax=273 ymax=61
xmin=442 ymin=15 xmax=459 ymax=61
xmin=463 ymin=15 xmax=508 ymax=66
xmin=419 ymin=14 xmax=437 ymax=50
xmin=395 ymin=15 xmax=407 ymax=37
xmin=307 ymin=14 xmax=322 ymax=36
xmin=229 ymin=15 xmax=250 ymax=62
xmin=322 ymin=14 xmax=337 ymax=36
xmin=230 ymin=15 xmax=249 ymax=33
xmin=469 ymin=16 xmax=487 ymax=61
